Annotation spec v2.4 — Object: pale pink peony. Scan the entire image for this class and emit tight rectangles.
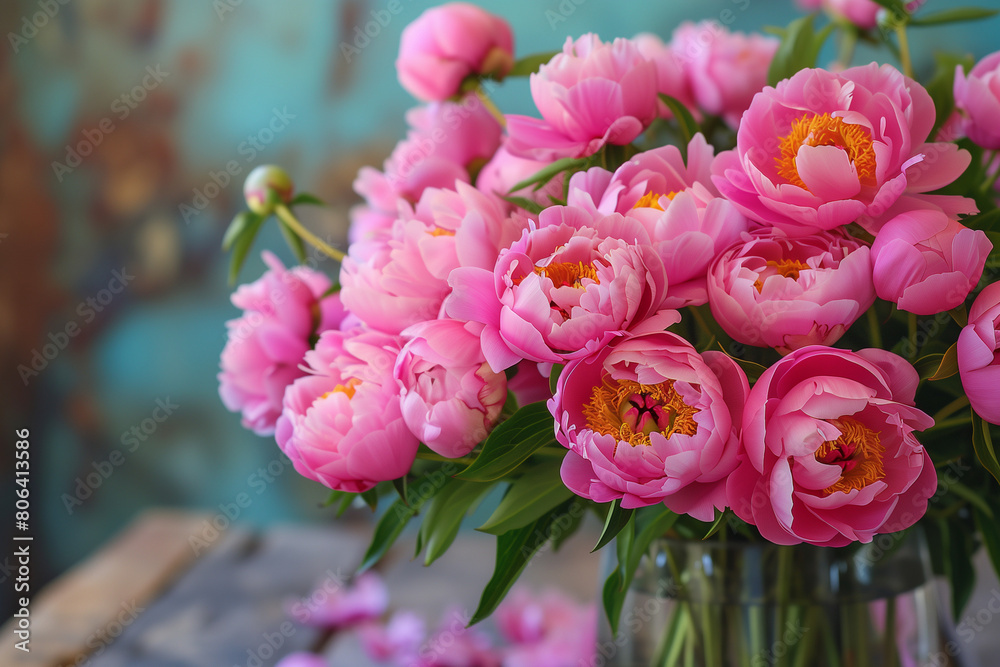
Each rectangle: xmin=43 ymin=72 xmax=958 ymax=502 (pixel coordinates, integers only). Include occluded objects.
xmin=506 ymin=34 xmax=659 ymax=161
xmin=632 ymin=33 xmax=698 ymax=119
xmin=395 ymin=319 xmax=507 ymax=458
xmin=871 ymin=209 xmax=991 ymax=315
xmin=707 ymin=230 xmax=875 ymax=353
xmin=670 ymin=21 xmax=778 ymax=128
xmin=954 ymin=51 xmax=1000 ymax=150
xmin=293 ymin=571 xmax=388 ymax=628
xmin=445 ymin=210 xmax=670 ymax=372
xmin=495 ymin=588 xmax=597 ymax=667
xmin=568 ymin=135 xmax=749 ymax=307
xmin=359 ymin=611 xmax=426 ymax=665
xmin=276 ymin=329 xmax=418 ymax=493
xmin=553 ymin=322 xmax=750 ymax=521
xmin=823 ymin=0 xmax=881 ymax=28
xmin=397 ymin=2 xmax=514 ymax=102
xmin=712 ymin=64 xmax=972 ymax=236
xmin=219 ymin=252 xmax=346 ymax=436
xmin=728 ymin=346 xmax=937 ymax=547
xmin=958 ymin=282 xmax=1000 ymax=425
xmin=476 ymin=141 xmax=566 ymax=208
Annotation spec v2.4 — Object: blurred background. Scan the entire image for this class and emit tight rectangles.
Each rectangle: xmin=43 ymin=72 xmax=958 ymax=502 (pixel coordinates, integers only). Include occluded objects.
xmin=3 ymin=0 xmax=1000 ymax=618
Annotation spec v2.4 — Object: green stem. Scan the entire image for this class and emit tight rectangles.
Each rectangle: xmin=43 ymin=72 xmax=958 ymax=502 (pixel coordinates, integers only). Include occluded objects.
xmin=894 ymin=23 xmax=914 ymax=79
xmin=749 ymin=604 xmax=766 ymax=666
xmin=415 ymin=451 xmax=474 ymax=465
xmin=882 ymin=597 xmax=899 ymax=667
xmin=775 ymin=546 xmax=795 ymax=667
xmin=656 ymin=603 xmax=688 ymax=667
xmin=855 ymin=603 xmax=872 ymax=667
xmin=982 ymin=152 xmax=1000 ymax=195
xmin=475 ymin=84 xmax=506 ymax=129
xmin=820 ymin=608 xmax=843 ymax=667
xmin=932 ymin=395 xmax=971 ymax=424
xmin=275 ymin=203 xmax=345 ymax=261
xmin=923 ymin=415 xmax=973 ymax=434
xmin=790 ymin=605 xmax=815 ymax=667
xmin=866 ymin=307 xmax=883 ymax=350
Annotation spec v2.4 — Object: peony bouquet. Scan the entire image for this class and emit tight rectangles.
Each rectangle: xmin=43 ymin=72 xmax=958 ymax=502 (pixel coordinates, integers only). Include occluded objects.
xmin=219 ymin=1 xmax=1000 ymax=663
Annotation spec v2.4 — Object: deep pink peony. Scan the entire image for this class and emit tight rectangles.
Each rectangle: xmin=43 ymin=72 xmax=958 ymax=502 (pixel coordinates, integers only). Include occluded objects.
xmin=958 ymin=282 xmax=1000 ymax=425
xmin=396 ymin=2 xmax=514 ymax=102
xmin=712 ymin=64 xmax=972 ymax=236
xmin=871 ymin=209 xmax=991 ymax=315
xmin=293 ymin=571 xmax=388 ymax=628
xmin=568 ymin=135 xmax=749 ymax=307
xmin=219 ymin=252 xmax=346 ymax=436
xmin=395 ymin=319 xmax=507 ymax=458
xmin=728 ymin=346 xmax=937 ymax=547
xmin=276 ymin=329 xmax=418 ymax=493
xmin=670 ymin=21 xmax=778 ymax=128
xmin=446 ymin=209 xmax=670 ymax=371
xmin=954 ymin=51 xmax=1000 ymax=150
xmin=506 ymin=34 xmax=658 ymax=161
xmin=495 ymin=588 xmax=597 ymax=667
xmin=707 ymin=229 xmax=875 ymax=353
xmin=552 ymin=322 xmax=750 ymax=520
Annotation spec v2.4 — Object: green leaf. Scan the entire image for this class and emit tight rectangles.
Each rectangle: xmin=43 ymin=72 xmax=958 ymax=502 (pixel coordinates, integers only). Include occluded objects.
xmin=509 ymin=156 xmax=590 ymax=195
xmin=969 ymin=208 xmax=1000 ymax=233
xmin=916 ymin=343 xmax=959 ymax=381
xmin=470 ymin=504 xmax=569 ymax=624
xmin=358 ymin=497 xmax=420 ymax=572
xmin=392 ymin=476 xmax=409 ymax=506
xmin=419 ymin=478 xmax=495 ymax=565
xmin=716 ymin=342 xmax=769 ymax=382
xmin=869 ymin=0 xmax=907 ymax=13
xmin=321 ymin=283 xmax=342 ymax=298
xmin=548 ymin=364 xmax=564 ymax=396
xmin=593 ymin=500 xmax=635 ymax=552
xmin=222 ymin=211 xmax=260 ymax=251
xmin=973 ymin=412 xmax=1000 ymax=485
xmin=602 ymin=568 xmax=627 ymax=635
xmin=278 ymin=219 xmax=308 ymax=263
xmin=658 ymin=94 xmax=700 ymax=149
xmin=702 ymin=509 xmax=729 ymax=540
xmin=551 ymin=499 xmax=586 ymax=552
xmin=767 ymin=16 xmax=833 ymax=87
xmin=478 ymin=459 xmax=572 ymax=535
xmin=324 ymin=490 xmax=356 ymax=517
xmin=910 ymin=7 xmax=999 ymax=26
xmin=227 ymin=214 xmax=266 ymax=284
xmin=360 ymin=487 xmax=379 ymax=512
xmin=975 ymin=503 xmax=1000 ymax=585
xmin=501 ymin=196 xmax=544 ymax=215
xmin=949 ymin=530 xmax=977 ymax=618
xmin=507 ymin=51 xmax=559 ymax=78
xmin=290 ymin=192 xmax=326 ymax=207
xmin=925 ymin=52 xmax=975 ymax=137
xmin=457 ymin=402 xmax=557 ymax=482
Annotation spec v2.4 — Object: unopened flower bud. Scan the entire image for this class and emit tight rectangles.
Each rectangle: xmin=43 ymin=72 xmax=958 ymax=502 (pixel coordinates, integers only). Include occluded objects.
xmin=244 ymin=164 xmax=294 ymax=215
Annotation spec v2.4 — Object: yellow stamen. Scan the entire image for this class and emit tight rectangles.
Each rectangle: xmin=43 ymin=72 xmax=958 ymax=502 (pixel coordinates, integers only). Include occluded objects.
xmin=753 ymin=258 xmax=811 ymax=293
xmin=814 ymin=417 xmax=885 ymax=495
xmin=319 ymin=377 xmax=362 ymax=401
xmin=582 ymin=377 xmax=700 ymax=449
xmin=632 ymin=191 xmax=678 ymax=211
xmin=775 ymin=113 xmax=877 ymax=192
xmin=427 ymin=227 xmax=455 ymax=237
xmin=516 ymin=261 xmax=600 ymax=289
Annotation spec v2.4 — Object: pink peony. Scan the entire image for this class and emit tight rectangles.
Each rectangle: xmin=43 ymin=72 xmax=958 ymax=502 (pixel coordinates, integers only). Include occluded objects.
xmin=476 ymin=141 xmax=566 ymax=207
xmin=219 ymin=252 xmax=345 ymax=436
xmin=397 ymin=3 xmax=514 ymax=102
xmin=495 ymin=588 xmax=597 ymax=667
xmin=670 ymin=21 xmax=778 ymax=128
xmin=712 ymin=64 xmax=972 ymax=236
xmin=954 ymin=51 xmax=1000 ymax=150
xmin=445 ymin=210 xmax=670 ymax=372
xmin=359 ymin=611 xmax=427 ymax=665
xmin=293 ymin=572 xmax=388 ymax=628
xmin=553 ymin=322 xmax=750 ymax=521
xmin=871 ymin=209 xmax=991 ymax=315
xmin=823 ymin=0 xmax=882 ymax=28
xmin=568 ymin=135 xmax=750 ymax=307
xmin=395 ymin=319 xmax=507 ymax=458
xmin=507 ymin=361 xmax=553 ymax=407
xmin=274 ymin=653 xmax=327 ymax=667
xmin=632 ymin=33 xmax=698 ymax=119
xmin=506 ymin=34 xmax=658 ymax=161
xmin=958 ymin=282 xmax=1000 ymax=425
xmin=276 ymin=329 xmax=418 ymax=493
xmin=707 ymin=229 xmax=875 ymax=353
xmin=728 ymin=346 xmax=937 ymax=547
xmin=416 ymin=609 xmax=501 ymax=667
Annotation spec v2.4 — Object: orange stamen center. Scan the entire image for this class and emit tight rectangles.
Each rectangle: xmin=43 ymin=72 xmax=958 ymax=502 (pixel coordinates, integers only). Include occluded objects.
xmin=632 ymin=191 xmax=678 ymax=211
xmin=753 ymin=258 xmax=811 ymax=293
xmin=775 ymin=113 xmax=877 ymax=192
xmin=516 ymin=261 xmax=600 ymax=289
xmin=583 ymin=377 xmax=700 ymax=448
xmin=319 ymin=377 xmax=362 ymax=401
xmin=426 ymin=227 xmax=455 ymax=237
xmin=814 ymin=417 xmax=885 ymax=495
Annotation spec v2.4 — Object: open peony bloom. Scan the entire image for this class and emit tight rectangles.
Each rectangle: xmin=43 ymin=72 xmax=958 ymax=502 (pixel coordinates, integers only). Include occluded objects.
xmin=707 ymin=229 xmax=875 ymax=353
xmin=553 ymin=322 xmax=750 ymax=521
xmin=495 ymin=588 xmax=597 ymax=667
xmin=446 ymin=209 xmax=670 ymax=371
xmin=506 ymin=34 xmax=658 ymax=161
xmin=728 ymin=346 xmax=937 ymax=547
xmin=670 ymin=21 xmax=778 ymax=129
xmin=395 ymin=319 xmax=507 ymax=458
xmin=396 ymin=2 xmax=514 ymax=102
xmin=712 ymin=64 xmax=972 ymax=236
xmin=219 ymin=252 xmax=346 ymax=436
xmin=276 ymin=329 xmax=418 ymax=493
xmin=954 ymin=51 xmax=1000 ymax=150
xmin=294 ymin=571 xmax=389 ymax=629
xmin=871 ymin=209 xmax=991 ymax=316
xmin=958 ymin=282 xmax=1000 ymax=425
xmin=569 ymin=135 xmax=749 ymax=307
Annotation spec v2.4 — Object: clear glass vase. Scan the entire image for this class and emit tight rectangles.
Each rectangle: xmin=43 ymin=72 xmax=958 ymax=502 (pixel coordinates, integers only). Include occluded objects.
xmin=597 ymin=529 xmax=942 ymax=667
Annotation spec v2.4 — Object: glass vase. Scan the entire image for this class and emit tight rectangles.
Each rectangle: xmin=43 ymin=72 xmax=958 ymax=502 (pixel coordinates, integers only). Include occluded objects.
xmin=597 ymin=529 xmax=943 ymax=667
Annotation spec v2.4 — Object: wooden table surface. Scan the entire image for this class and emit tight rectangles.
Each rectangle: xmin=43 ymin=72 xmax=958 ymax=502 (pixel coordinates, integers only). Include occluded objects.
xmin=3 ymin=509 xmax=997 ymax=667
